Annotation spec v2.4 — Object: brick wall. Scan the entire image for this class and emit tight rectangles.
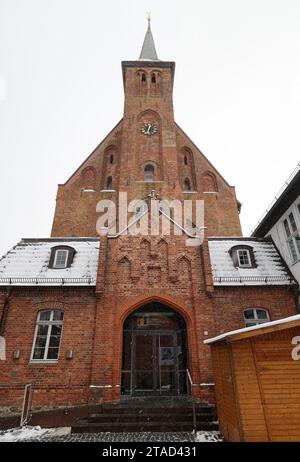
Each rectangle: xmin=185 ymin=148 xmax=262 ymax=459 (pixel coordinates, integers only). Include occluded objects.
xmin=0 ymin=250 xmax=297 ymax=410
xmin=0 ymin=288 xmax=97 ymax=409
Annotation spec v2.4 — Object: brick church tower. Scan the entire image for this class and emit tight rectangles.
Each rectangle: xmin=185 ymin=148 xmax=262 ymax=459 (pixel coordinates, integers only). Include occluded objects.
xmin=51 ymin=19 xmax=242 ymax=239
xmin=0 ymin=21 xmax=297 ymax=410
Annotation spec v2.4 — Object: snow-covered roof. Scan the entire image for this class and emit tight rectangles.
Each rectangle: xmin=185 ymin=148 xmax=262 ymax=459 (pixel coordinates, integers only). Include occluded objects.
xmin=208 ymin=237 xmax=295 ymax=286
xmin=0 ymin=238 xmax=100 ymax=286
xmin=204 ymin=314 xmax=300 ymax=344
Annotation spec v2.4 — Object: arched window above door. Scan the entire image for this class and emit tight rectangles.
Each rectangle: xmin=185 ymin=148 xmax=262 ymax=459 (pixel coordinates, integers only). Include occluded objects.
xmin=144 ymin=164 xmax=154 ymax=182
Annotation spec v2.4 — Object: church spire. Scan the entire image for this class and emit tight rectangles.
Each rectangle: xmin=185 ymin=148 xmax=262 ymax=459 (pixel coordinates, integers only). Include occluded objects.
xmin=139 ymin=13 xmax=159 ymax=61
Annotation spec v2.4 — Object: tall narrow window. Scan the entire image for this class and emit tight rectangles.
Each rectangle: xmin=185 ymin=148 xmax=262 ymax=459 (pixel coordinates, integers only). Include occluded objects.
xmin=141 ymin=73 xmax=146 ymax=83
xmin=184 ymin=178 xmax=191 ymax=191
xmin=283 ymin=213 xmax=300 ymax=262
xmin=110 ymin=154 xmax=114 ymax=164
xmin=244 ymin=308 xmax=270 ymax=327
xmin=53 ymin=249 xmax=69 ymax=269
xmin=144 ymin=164 xmax=154 ymax=182
xmin=151 ymin=73 xmax=156 ymax=84
xmin=106 ymin=176 xmax=113 ymax=190
xmin=31 ymin=310 xmax=64 ymax=361
xmin=184 ymin=155 xmax=188 ymax=166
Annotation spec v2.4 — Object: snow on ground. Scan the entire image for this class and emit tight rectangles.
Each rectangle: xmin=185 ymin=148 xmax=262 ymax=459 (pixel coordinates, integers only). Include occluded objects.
xmin=0 ymin=427 xmax=222 ymax=442
xmin=195 ymin=431 xmax=223 ymax=442
xmin=0 ymin=426 xmax=71 ymax=442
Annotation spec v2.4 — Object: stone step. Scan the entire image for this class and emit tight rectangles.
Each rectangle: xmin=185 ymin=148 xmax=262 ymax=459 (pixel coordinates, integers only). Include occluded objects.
xmin=93 ymin=406 xmax=216 ymax=415
xmin=71 ymin=402 xmax=218 ymax=434
xmin=80 ymin=412 xmax=216 ymax=424
xmin=72 ymin=421 xmax=219 ymax=434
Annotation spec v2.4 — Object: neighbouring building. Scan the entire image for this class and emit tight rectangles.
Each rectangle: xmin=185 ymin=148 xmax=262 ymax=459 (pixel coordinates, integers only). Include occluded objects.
xmin=252 ymin=163 xmax=300 ymax=296
xmin=0 ymin=21 xmax=298 ymax=412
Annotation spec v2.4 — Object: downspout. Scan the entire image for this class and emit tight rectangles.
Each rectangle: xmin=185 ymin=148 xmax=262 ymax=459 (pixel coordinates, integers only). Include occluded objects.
xmin=0 ymin=287 xmax=12 ymax=336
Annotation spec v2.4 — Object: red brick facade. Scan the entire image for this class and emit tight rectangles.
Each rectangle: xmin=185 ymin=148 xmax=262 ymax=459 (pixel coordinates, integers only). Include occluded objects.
xmin=0 ymin=46 xmax=298 ymax=411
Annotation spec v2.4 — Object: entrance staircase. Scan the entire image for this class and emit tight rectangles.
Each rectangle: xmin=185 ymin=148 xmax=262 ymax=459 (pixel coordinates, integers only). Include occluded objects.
xmin=72 ymin=397 xmax=218 ymax=433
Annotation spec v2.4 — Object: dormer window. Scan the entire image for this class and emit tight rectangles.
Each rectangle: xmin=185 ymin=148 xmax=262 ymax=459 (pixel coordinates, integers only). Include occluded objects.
xmin=229 ymin=245 xmax=256 ymax=269
xmin=49 ymin=246 xmax=76 ymax=269
xmin=54 ymin=249 xmax=69 ymax=269
xmin=237 ymin=249 xmax=251 ymax=268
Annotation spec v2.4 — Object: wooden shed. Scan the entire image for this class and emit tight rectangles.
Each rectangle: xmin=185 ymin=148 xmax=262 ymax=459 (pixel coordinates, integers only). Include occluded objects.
xmin=205 ymin=315 xmax=300 ymax=442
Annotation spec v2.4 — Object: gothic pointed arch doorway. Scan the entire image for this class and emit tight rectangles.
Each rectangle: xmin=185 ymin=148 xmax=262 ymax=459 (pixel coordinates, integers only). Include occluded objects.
xmin=121 ymin=302 xmax=188 ymax=396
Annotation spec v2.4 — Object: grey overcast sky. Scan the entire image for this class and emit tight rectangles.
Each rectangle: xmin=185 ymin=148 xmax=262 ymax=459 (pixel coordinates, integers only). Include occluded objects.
xmin=0 ymin=0 xmax=300 ymax=257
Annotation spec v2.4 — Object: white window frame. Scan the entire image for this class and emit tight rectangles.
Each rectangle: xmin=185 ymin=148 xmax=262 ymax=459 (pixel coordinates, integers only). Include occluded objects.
xmin=53 ymin=249 xmax=69 ymax=269
xmin=30 ymin=310 xmax=64 ymax=363
xmin=282 ymin=208 xmax=300 ymax=264
xmin=244 ymin=308 xmax=270 ymax=328
xmin=237 ymin=249 xmax=252 ymax=268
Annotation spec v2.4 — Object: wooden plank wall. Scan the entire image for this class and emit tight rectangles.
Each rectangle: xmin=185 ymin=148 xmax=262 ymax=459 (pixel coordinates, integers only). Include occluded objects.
xmin=231 ymin=340 xmax=269 ymax=441
xmin=211 ymin=343 xmax=241 ymax=441
xmin=252 ymin=326 xmax=300 ymax=442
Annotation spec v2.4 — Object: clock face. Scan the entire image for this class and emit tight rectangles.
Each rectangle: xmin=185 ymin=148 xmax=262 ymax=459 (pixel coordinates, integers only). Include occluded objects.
xmin=141 ymin=123 xmax=158 ymax=136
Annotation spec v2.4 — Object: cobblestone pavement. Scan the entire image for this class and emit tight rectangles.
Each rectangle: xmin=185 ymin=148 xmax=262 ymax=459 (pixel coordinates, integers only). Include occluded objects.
xmin=22 ymin=431 xmax=223 ymax=442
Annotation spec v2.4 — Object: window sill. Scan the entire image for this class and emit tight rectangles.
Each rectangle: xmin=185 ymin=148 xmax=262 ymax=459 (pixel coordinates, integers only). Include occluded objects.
xmin=100 ymin=189 xmax=116 ymax=193
xmin=29 ymin=360 xmax=58 ymax=365
xmin=183 ymin=191 xmax=198 ymax=194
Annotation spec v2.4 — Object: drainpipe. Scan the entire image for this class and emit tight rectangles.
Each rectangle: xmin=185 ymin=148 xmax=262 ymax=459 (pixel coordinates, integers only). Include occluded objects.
xmin=290 ymin=283 xmax=300 ymax=314
xmin=0 ymin=287 xmax=12 ymax=336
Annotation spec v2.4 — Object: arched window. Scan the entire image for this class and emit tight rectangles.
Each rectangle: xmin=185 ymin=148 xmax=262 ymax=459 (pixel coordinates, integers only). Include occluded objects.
xmin=244 ymin=308 xmax=270 ymax=327
xmin=110 ymin=154 xmax=114 ymax=165
xmin=184 ymin=155 xmax=188 ymax=166
xmin=144 ymin=164 xmax=154 ymax=182
xmin=151 ymin=73 xmax=156 ymax=84
xmin=141 ymin=72 xmax=146 ymax=83
xmin=106 ymin=176 xmax=113 ymax=190
xmin=31 ymin=310 xmax=64 ymax=361
xmin=184 ymin=177 xmax=191 ymax=191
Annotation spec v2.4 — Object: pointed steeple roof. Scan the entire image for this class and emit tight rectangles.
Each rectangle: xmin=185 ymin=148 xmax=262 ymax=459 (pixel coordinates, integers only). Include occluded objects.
xmin=139 ymin=15 xmax=159 ymax=61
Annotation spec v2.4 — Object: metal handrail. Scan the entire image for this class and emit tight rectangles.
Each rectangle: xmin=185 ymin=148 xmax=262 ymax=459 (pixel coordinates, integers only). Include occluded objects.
xmin=186 ymin=369 xmax=197 ymax=432
xmin=214 ymin=275 xmax=295 ymax=284
xmin=0 ymin=277 xmax=95 ymax=285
